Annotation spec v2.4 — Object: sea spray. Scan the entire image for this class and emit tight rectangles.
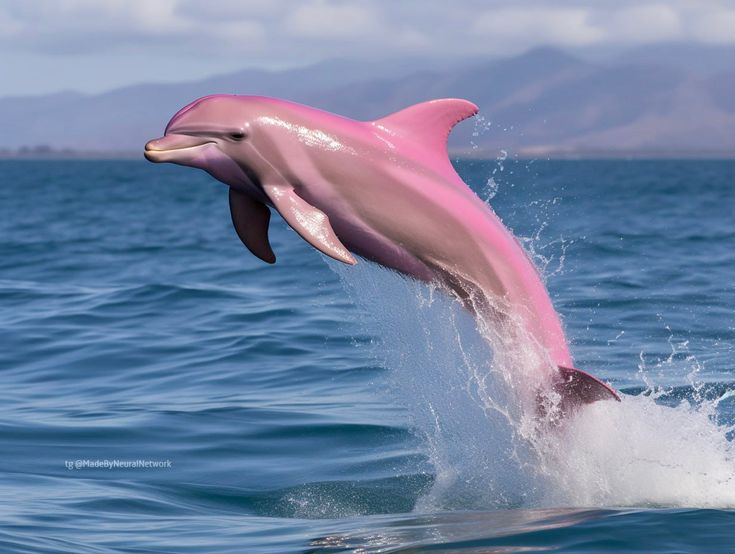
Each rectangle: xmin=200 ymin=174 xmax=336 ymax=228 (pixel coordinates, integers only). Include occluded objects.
xmin=536 ymin=392 xmax=735 ymax=508
xmin=331 ymin=260 xmax=553 ymax=509
xmin=329 ymin=257 xmax=735 ymax=510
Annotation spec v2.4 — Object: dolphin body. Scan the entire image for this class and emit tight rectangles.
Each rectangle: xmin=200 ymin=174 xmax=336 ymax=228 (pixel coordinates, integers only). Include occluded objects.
xmin=145 ymin=95 xmax=619 ymax=411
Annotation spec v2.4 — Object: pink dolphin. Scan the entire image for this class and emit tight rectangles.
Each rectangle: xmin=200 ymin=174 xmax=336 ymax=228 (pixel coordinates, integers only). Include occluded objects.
xmin=144 ymin=95 xmax=619 ymax=411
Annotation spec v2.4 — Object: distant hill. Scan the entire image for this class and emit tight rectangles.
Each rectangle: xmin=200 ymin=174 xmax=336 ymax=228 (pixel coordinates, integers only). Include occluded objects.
xmin=1 ymin=46 xmax=734 ymax=157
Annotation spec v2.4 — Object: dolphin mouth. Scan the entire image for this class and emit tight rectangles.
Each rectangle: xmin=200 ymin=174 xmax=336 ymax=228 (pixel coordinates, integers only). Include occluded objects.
xmin=144 ymin=134 xmax=215 ymax=163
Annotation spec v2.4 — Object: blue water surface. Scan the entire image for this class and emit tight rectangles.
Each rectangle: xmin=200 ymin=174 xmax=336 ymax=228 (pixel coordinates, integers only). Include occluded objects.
xmin=0 ymin=159 xmax=734 ymax=553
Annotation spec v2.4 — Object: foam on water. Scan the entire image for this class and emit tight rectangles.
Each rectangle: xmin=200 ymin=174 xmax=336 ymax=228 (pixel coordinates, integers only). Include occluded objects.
xmin=330 ymin=258 xmax=735 ymax=511
xmin=539 ymin=392 xmax=735 ymax=508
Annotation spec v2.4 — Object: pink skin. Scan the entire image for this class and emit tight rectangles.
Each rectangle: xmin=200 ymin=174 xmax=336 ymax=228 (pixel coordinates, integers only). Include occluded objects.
xmin=145 ymin=95 xmax=619 ymax=409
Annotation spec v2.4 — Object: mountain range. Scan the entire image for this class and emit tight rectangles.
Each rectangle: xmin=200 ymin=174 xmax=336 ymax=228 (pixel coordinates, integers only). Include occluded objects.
xmin=2 ymin=45 xmax=734 ymax=157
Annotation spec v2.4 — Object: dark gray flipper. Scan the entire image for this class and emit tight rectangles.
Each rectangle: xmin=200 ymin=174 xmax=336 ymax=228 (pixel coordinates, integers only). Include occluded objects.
xmin=229 ymin=188 xmax=276 ymax=264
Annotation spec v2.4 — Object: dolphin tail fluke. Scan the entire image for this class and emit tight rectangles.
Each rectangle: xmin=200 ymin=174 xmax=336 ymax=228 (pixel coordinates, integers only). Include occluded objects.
xmin=554 ymin=365 xmax=620 ymax=410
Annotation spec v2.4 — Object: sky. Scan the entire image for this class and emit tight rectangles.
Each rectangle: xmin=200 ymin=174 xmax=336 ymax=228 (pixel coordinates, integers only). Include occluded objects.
xmin=2 ymin=0 xmax=735 ymax=97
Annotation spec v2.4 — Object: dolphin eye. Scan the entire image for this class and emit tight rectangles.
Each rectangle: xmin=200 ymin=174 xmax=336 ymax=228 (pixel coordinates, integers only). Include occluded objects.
xmin=228 ymin=131 xmax=246 ymax=141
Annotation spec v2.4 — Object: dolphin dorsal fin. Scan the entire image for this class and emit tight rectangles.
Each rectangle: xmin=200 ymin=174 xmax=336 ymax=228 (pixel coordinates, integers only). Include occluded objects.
xmin=370 ymin=99 xmax=478 ymax=179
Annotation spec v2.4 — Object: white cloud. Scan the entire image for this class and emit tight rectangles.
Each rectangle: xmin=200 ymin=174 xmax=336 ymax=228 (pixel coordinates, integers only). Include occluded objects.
xmin=470 ymin=2 xmax=735 ymax=55
xmin=692 ymin=8 xmax=735 ymax=44
xmin=0 ymin=0 xmax=266 ymax=56
xmin=175 ymin=0 xmax=281 ymax=21
xmin=472 ymin=8 xmax=604 ymax=50
xmin=2 ymin=0 xmax=735 ymax=95
xmin=608 ymin=4 xmax=682 ymax=43
xmin=284 ymin=1 xmax=380 ymax=39
xmin=126 ymin=1 xmax=190 ymax=35
xmin=392 ymin=28 xmax=431 ymax=51
xmin=0 ymin=8 xmax=21 ymax=35
xmin=208 ymin=19 xmax=268 ymax=50
xmin=4 ymin=0 xmax=735 ymax=59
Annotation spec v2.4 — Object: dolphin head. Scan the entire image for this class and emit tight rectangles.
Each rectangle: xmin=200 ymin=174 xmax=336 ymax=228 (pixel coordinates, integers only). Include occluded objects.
xmin=145 ymin=94 xmax=358 ymax=267
xmin=144 ymin=95 xmax=264 ymax=194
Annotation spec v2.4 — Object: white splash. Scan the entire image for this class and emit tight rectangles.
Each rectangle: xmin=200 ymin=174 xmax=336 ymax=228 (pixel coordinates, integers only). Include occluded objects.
xmin=537 ymin=392 xmax=735 ymax=508
xmin=330 ymin=260 xmax=735 ymax=511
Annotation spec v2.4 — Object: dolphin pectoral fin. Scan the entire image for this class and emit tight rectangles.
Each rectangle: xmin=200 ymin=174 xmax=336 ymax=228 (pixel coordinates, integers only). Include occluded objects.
xmin=263 ymin=183 xmax=356 ymax=265
xmin=228 ymin=188 xmax=276 ymax=264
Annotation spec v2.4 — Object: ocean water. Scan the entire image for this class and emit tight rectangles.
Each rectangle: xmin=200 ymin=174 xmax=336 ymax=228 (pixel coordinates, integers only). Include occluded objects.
xmin=0 ymin=158 xmax=734 ymax=553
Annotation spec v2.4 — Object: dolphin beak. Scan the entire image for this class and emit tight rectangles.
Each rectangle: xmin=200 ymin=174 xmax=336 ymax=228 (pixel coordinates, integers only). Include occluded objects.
xmin=144 ymin=134 xmax=214 ymax=163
